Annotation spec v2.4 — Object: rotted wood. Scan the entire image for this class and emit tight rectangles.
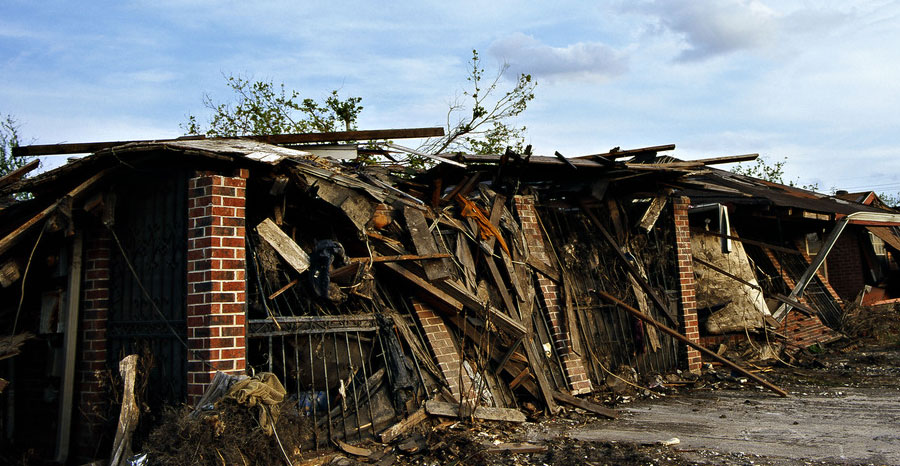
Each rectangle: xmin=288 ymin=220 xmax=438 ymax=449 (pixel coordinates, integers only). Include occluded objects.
xmin=0 ymin=259 xmax=21 ymax=288
xmin=581 ymin=202 xmax=679 ymax=326
xmin=597 ymin=290 xmax=789 ymax=397
xmin=109 ymin=355 xmax=140 ymax=466
xmin=0 ymin=159 xmax=40 ymax=190
xmin=403 ymin=206 xmax=451 ymax=282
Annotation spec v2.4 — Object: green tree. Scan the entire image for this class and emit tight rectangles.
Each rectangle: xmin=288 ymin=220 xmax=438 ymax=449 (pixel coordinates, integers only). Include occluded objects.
xmin=183 ymin=74 xmax=363 ymax=137
xmin=418 ymin=50 xmax=536 ymax=156
xmin=731 ymin=156 xmax=819 ymax=191
xmin=0 ymin=114 xmax=32 ymax=177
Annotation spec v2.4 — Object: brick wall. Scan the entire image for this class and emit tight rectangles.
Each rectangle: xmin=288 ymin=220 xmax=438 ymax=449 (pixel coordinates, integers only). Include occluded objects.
xmin=186 ymin=169 xmax=248 ymax=404
xmin=411 ymin=298 xmax=466 ymax=399
xmin=825 ymin=231 xmax=866 ymax=301
xmin=74 ymin=229 xmax=111 ymax=455
xmin=514 ymin=195 xmax=592 ymax=394
xmin=673 ymin=197 xmax=702 ymax=374
xmin=764 ymin=249 xmax=839 ymax=348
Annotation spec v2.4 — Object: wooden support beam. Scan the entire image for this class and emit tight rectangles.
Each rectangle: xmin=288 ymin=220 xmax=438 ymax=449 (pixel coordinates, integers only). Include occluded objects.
xmin=55 ymin=233 xmax=82 ymax=463
xmin=596 ymin=290 xmax=789 ymax=397
xmin=554 ymin=151 xmax=578 ymax=170
xmin=13 ymin=127 xmax=446 ymax=157
xmin=574 ymin=144 xmax=676 ymax=160
xmin=255 ymin=218 xmax=310 ymax=274
xmin=552 ymin=391 xmax=618 ymax=419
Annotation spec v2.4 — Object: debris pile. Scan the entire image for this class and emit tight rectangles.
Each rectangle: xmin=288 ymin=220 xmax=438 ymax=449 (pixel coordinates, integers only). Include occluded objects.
xmin=1 ymin=128 xmax=900 ymax=463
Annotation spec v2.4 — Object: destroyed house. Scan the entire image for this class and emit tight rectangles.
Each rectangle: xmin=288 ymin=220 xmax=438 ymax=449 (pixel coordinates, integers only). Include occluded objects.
xmin=674 ymin=169 xmax=900 ymax=349
xmin=1 ymin=131 xmax=879 ymax=463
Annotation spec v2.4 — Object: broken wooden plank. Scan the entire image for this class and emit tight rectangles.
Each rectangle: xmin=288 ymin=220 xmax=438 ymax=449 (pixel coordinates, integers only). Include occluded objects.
xmin=552 ymin=391 xmax=618 ymax=419
xmin=108 ymin=355 xmax=140 ymax=466
xmin=554 ymin=151 xmax=578 ymax=170
xmin=379 ymin=262 xmax=463 ymax=314
xmin=255 ymin=218 xmax=310 ymax=274
xmin=0 ymin=159 xmax=40 ymax=190
xmin=403 ymin=206 xmax=451 ymax=282
xmin=597 ymin=290 xmax=789 ymax=397
xmin=436 ymin=279 xmax=526 ymax=338
xmin=380 ymin=407 xmax=427 ymax=443
xmin=425 ymin=400 xmax=526 ymax=423
xmin=525 ymin=256 xmax=560 ymax=282
xmin=521 ymin=336 xmax=560 ymax=414
xmin=484 ymin=443 xmax=548 ymax=454
xmin=268 ymin=278 xmax=300 ymax=300
xmin=337 ymin=440 xmax=372 ymax=457
xmin=691 ymin=153 xmax=759 ymax=166
xmin=508 ymin=367 xmax=531 ymax=390
xmin=372 ymin=253 xmax=451 ymax=263
xmin=638 ymin=195 xmax=667 ymax=232
xmin=366 ymin=231 xmax=402 ymax=245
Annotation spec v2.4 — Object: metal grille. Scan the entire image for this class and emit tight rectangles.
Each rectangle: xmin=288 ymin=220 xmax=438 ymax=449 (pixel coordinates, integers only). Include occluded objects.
xmin=108 ymin=169 xmax=189 ymax=405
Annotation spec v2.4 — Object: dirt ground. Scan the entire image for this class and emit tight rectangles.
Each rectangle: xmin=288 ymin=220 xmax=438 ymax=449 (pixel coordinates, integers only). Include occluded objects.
xmin=371 ymin=342 xmax=900 ymax=466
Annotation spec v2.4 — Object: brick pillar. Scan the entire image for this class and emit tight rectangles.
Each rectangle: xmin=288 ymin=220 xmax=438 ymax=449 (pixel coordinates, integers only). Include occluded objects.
xmin=186 ymin=169 xmax=248 ymax=404
xmin=514 ymin=195 xmax=592 ymax=395
xmin=673 ymin=196 xmax=702 ymax=374
xmin=74 ymin=230 xmax=111 ymax=455
xmin=411 ymin=298 xmax=466 ymax=399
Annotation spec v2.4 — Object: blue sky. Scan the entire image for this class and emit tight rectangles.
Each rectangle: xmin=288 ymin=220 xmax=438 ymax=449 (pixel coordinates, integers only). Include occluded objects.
xmin=2 ymin=1 xmax=900 ymax=195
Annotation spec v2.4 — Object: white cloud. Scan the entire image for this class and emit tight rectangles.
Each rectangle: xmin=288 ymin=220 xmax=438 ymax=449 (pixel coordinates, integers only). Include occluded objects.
xmin=488 ymin=33 xmax=627 ymax=80
xmin=629 ymin=0 xmax=779 ymax=61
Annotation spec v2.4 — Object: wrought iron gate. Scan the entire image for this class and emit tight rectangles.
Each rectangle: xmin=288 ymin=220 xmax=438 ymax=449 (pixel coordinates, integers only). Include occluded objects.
xmin=108 ymin=169 xmax=189 ymax=406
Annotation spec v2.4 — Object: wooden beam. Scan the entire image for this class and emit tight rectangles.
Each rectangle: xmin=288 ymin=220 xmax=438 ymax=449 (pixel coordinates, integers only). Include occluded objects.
xmin=379 ymin=262 xmax=463 ymax=313
xmin=55 ymin=233 xmax=82 ymax=463
xmin=554 ymin=151 xmax=578 ymax=170
xmin=691 ymin=153 xmax=759 ymax=166
xmin=0 ymin=159 xmax=40 ymax=190
xmin=637 ymin=195 xmax=667 ymax=232
xmin=255 ymin=218 xmax=310 ymax=274
xmin=12 ymin=127 xmax=446 ymax=157
xmin=596 ymin=290 xmax=789 ymax=397
xmin=425 ymin=400 xmax=526 ymax=423
xmin=552 ymin=391 xmax=618 ymax=419
xmin=574 ymin=144 xmax=676 ymax=160
xmin=436 ymin=279 xmax=527 ymax=338
xmin=403 ymin=206 xmax=451 ymax=282
xmin=380 ymin=407 xmax=427 ymax=443
xmin=0 ymin=169 xmax=111 ymax=258
xmin=484 ymin=443 xmax=548 ymax=454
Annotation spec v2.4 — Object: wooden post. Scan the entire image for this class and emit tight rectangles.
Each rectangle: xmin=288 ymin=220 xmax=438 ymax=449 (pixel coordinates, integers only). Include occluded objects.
xmin=55 ymin=232 xmax=82 ymax=463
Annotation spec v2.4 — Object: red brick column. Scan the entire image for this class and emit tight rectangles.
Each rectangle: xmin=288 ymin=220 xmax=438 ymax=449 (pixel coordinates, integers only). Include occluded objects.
xmin=74 ymin=230 xmax=111 ymax=454
xmin=186 ymin=169 xmax=248 ymax=404
xmin=411 ymin=298 xmax=466 ymax=399
xmin=673 ymin=196 xmax=702 ymax=374
xmin=515 ymin=195 xmax=592 ymax=395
